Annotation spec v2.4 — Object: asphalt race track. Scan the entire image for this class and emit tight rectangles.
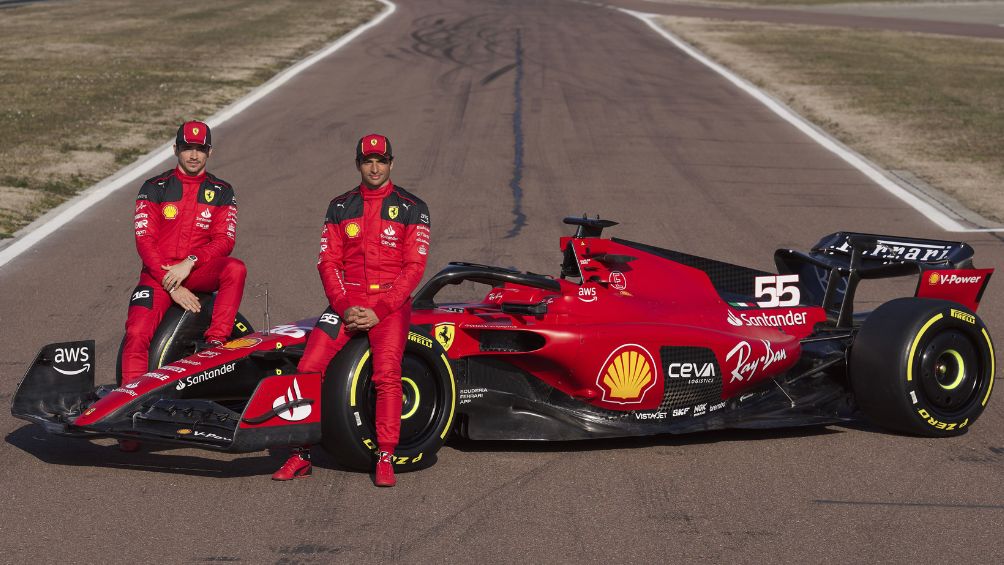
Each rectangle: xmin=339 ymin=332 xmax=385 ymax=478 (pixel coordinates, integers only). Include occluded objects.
xmin=2 ymin=0 xmax=1002 ymax=562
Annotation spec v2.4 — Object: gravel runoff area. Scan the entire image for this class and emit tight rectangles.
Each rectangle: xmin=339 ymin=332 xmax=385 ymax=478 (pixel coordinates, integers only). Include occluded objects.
xmin=0 ymin=0 xmax=380 ymax=239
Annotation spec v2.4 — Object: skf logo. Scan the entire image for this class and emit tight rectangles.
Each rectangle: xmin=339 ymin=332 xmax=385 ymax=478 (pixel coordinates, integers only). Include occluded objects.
xmin=596 ymin=344 xmax=657 ymax=404
xmin=435 ymin=323 xmax=455 ymax=351
xmin=388 ymin=206 xmax=399 ymax=220
xmin=344 ymin=222 xmax=361 ymax=238
xmin=222 ymin=337 xmax=261 ymax=349
xmin=204 ymin=190 xmax=215 ymax=203
xmin=163 ymin=204 xmax=179 ymax=219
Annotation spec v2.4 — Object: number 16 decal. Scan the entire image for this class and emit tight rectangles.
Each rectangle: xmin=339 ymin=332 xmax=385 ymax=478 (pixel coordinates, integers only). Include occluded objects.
xmin=755 ymin=275 xmax=800 ymax=307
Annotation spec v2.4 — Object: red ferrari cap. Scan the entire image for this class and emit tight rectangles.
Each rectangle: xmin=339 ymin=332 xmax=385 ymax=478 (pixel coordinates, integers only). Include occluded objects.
xmin=356 ymin=133 xmax=393 ymax=161
xmin=176 ymin=121 xmax=212 ymax=147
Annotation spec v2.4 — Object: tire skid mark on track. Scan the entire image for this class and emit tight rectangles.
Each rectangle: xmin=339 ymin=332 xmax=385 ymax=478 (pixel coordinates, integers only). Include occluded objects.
xmin=481 ymin=62 xmax=517 ymax=85
xmin=506 ymin=28 xmax=527 ymax=239
xmin=406 ymin=12 xmax=527 ymax=239
xmin=814 ymin=499 xmax=1004 ymax=510
xmin=389 ymin=455 xmax=564 ymax=558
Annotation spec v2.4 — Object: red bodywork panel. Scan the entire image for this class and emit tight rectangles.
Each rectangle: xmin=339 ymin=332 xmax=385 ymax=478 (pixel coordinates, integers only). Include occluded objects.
xmin=74 ymin=321 xmax=315 ymax=427
xmin=915 ymin=268 xmax=993 ymax=311
xmin=412 ymin=237 xmax=828 ymax=412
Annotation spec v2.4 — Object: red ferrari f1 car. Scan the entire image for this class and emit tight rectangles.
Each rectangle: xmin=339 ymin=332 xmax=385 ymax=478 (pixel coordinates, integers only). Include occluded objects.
xmin=12 ymin=217 xmax=996 ymax=472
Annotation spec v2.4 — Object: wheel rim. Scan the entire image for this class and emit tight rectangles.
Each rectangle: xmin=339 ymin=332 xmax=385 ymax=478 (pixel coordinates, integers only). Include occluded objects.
xmin=361 ymin=353 xmax=445 ymax=450
xmin=917 ymin=331 xmax=980 ymax=412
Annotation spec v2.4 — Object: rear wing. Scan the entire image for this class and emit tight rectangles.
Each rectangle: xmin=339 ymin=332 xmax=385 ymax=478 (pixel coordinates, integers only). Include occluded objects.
xmin=775 ymin=232 xmax=993 ymax=327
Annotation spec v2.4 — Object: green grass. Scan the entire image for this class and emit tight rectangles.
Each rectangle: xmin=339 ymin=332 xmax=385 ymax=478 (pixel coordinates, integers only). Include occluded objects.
xmin=0 ymin=0 xmax=380 ymax=238
xmin=727 ymin=27 xmax=1004 ymax=173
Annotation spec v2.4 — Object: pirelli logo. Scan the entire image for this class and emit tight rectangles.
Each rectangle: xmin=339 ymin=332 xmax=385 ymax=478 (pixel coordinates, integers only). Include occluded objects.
xmin=950 ymin=309 xmax=976 ymax=325
xmin=408 ymin=332 xmax=434 ymax=349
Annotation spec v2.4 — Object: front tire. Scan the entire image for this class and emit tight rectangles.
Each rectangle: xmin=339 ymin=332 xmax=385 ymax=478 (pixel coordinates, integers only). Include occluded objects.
xmin=320 ymin=330 xmax=456 ymax=472
xmin=850 ymin=298 xmax=995 ymax=437
xmin=115 ymin=293 xmax=253 ymax=385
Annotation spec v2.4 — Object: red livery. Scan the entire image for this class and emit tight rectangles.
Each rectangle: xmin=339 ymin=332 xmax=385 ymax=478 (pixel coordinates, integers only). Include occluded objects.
xmin=11 ymin=217 xmax=997 ymax=473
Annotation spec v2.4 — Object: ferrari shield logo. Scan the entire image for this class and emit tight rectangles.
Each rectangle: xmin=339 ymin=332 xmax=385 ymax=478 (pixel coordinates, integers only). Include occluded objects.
xmin=434 ymin=323 xmax=455 ymax=351
xmin=204 ymin=189 xmax=215 ymax=203
xmin=388 ymin=206 xmax=399 ymax=220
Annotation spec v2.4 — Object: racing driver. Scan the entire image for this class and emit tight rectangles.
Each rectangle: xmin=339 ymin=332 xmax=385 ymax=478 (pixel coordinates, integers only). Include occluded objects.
xmin=273 ymin=133 xmax=431 ymax=486
xmin=120 ymin=121 xmax=246 ymax=451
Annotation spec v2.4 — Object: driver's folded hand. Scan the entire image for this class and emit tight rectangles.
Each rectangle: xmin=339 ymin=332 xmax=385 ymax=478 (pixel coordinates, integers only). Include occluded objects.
xmin=169 ymin=287 xmax=201 ymax=313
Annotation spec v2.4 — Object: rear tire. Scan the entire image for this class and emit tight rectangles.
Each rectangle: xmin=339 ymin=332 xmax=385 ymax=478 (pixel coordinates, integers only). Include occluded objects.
xmin=850 ymin=298 xmax=995 ymax=437
xmin=320 ymin=330 xmax=456 ymax=472
xmin=115 ymin=293 xmax=253 ymax=386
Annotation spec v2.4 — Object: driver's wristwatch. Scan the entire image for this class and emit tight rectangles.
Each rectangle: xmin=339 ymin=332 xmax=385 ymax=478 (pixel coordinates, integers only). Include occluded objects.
xmin=187 ymin=254 xmax=198 ymax=264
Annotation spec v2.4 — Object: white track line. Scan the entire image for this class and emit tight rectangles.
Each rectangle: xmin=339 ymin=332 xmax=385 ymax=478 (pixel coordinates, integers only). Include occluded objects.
xmin=0 ymin=0 xmax=397 ymax=269
xmin=623 ymin=9 xmax=1004 ymax=233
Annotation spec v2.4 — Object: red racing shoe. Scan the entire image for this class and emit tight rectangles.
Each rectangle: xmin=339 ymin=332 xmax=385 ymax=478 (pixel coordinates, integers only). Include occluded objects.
xmin=374 ymin=451 xmax=396 ymax=487
xmin=272 ymin=448 xmax=311 ymax=481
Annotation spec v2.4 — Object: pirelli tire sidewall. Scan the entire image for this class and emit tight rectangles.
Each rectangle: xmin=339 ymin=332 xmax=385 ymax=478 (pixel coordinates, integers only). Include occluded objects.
xmin=115 ymin=293 xmax=253 ymax=386
xmin=320 ymin=329 xmax=456 ymax=473
xmin=850 ymin=297 xmax=995 ymax=437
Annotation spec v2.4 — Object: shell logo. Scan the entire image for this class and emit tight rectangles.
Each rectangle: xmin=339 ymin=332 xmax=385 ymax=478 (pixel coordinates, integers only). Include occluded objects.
xmin=177 ymin=428 xmax=193 ymax=435
xmin=163 ymin=204 xmax=179 ymax=219
xmin=929 ymin=273 xmax=940 ymax=285
xmin=596 ymin=344 xmax=657 ymax=404
xmin=344 ymin=222 xmax=361 ymax=238
xmin=222 ymin=337 xmax=262 ymax=349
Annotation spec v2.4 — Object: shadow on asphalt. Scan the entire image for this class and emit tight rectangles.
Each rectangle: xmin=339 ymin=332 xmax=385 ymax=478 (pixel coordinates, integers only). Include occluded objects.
xmin=3 ymin=423 xmax=350 ymax=478
xmin=445 ymin=422 xmax=883 ymax=455
xmin=6 ymin=419 xmax=889 ymax=477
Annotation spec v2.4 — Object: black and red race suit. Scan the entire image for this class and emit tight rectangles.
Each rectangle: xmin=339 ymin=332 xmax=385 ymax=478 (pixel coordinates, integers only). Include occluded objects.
xmin=297 ymin=181 xmax=431 ymax=453
xmin=121 ymin=167 xmax=246 ymax=385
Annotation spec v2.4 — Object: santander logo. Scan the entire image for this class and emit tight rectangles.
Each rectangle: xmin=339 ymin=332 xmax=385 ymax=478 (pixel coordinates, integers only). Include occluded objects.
xmin=273 ymin=378 xmax=311 ymax=422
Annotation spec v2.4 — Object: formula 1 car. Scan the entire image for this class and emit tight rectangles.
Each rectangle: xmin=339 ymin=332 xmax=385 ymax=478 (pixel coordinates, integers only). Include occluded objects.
xmin=12 ymin=217 xmax=996 ymax=472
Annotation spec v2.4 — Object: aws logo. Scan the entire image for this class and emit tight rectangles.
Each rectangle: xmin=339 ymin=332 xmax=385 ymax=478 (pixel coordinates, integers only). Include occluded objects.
xmin=596 ymin=344 xmax=657 ymax=404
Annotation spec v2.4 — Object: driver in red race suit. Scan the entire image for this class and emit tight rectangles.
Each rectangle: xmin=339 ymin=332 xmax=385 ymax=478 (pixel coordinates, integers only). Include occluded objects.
xmin=272 ymin=134 xmax=431 ymax=486
xmin=120 ymin=121 xmax=246 ymax=451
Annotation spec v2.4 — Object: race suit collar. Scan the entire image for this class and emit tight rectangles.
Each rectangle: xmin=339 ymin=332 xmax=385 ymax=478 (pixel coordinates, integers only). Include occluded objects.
xmin=360 ymin=181 xmax=393 ymax=200
xmin=174 ymin=166 xmax=207 ymax=184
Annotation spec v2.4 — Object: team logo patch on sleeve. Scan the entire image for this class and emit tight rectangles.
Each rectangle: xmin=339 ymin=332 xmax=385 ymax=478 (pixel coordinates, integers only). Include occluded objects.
xmin=202 ymin=189 xmax=216 ymax=204
xmin=130 ymin=285 xmax=154 ymax=309
xmin=388 ymin=206 xmax=399 ymax=220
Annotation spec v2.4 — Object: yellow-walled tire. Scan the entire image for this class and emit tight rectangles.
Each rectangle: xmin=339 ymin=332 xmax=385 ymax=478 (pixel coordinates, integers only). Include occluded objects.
xmin=850 ymin=298 xmax=994 ymax=437
xmin=320 ymin=330 xmax=456 ymax=472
